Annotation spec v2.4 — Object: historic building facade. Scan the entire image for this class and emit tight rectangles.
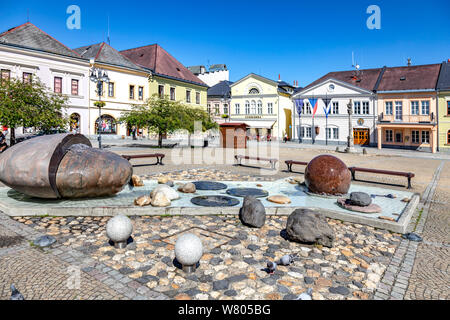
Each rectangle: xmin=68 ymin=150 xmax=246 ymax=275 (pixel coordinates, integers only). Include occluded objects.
xmin=376 ymin=64 xmax=440 ymax=153
xmin=73 ymin=42 xmax=150 ymax=137
xmin=437 ymin=60 xmax=450 ymax=152
xmin=206 ymin=80 xmax=233 ymax=124
xmin=291 ymin=68 xmax=382 ymax=146
xmin=188 ymin=64 xmax=229 ymax=87
xmin=0 ymin=23 xmax=90 ymax=135
xmin=229 ymin=74 xmax=294 ymax=140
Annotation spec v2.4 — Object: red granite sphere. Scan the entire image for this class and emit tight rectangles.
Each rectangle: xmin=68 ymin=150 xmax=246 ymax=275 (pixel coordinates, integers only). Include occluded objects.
xmin=304 ymin=155 xmax=351 ymax=196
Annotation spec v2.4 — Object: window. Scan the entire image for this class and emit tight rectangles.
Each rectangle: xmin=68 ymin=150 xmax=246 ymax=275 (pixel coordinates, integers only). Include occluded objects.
xmin=395 ymin=101 xmax=403 ymax=120
xmin=1 ymin=69 xmax=10 ymax=82
xmin=326 ymin=128 xmax=331 ymax=139
xmin=107 ymin=82 xmax=114 ymax=97
xmin=249 ymin=88 xmax=259 ymax=94
xmin=421 ymin=101 xmax=430 ymax=115
xmin=235 ymin=103 xmax=240 ymax=114
xmin=129 ymin=85 xmax=135 ymax=99
xmin=300 ymin=126 xmax=304 ymax=138
xmin=385 ymin=101 xmax=393 ymax=115
xmin=251 ymin=100 xmax=256 ymax=114
xmin=257 ymin=100 xmax=262 ymax=114
xmin=385 ymin=130 xmax=393 ymax=142
xmin=304 ymin=102 xmax=312 ymax=114
xmin=448 ymin=130 xmax=450 ymax=144
xmin=268 ymin=103 xmax=273 ymax=114
xmin=170 ymin=87 xmax=175 ymax=100
xmin=186 ymin=90 xmax=191 ymax=103
xmin=245 ymin=101 xmax=250 ymax=114
xmin=196 ymin=92 xmax=200 ymax=104
xmin=54 ymin=77 xmax=62 ymax=94
xmin=332 ymin=102 xmax=339 ymax=114
xmin=23 ymin=72 xmax=32 ymax=84
xmin=158 ymin=85 xmax=164 ymax=98
xmin=422 ymin=131 xmax=430 ymax=144
xmin=362 ymin=101 xmax=369 ymax=115
xmin=447 ymin=101 xmax=450 ymax=116
xmin=305 ymin=127 xmax=312 ymax=138
xmin=71 ymin=79 xmax=79 ymax=96
xmin=138 ymin=86 xmax=144 ymax=100
xmin=412 ymin=130 xmax=420 ymax=144
xmin=215 ymin=104 xmax=220 ymax=115
xmin=207 ymin=104 xmax=211 ymax=114
xmin=411 ymin=101 xmax=419 ymax=115
xmin=333 ymin=128 xmax=339 ymax=139
xmin=395 ymin=132 xmax=402 ymax=143
xmin=354 ymin=101 xmax=361 ymax=114
xmin=223 ymin=104 xmax=228 ymax=114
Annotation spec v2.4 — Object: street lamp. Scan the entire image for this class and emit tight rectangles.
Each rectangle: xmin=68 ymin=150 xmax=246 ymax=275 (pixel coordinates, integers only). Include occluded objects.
xmin=89 ymin=67 xmax=110 ymax=148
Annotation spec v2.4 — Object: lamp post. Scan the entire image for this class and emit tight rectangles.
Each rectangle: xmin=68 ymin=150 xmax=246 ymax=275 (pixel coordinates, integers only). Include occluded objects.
xmin=90 ymin=67 xmax=110 ymax=149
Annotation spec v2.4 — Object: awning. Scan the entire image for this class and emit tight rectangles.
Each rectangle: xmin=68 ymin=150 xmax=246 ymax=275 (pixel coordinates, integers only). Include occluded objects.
xmin=243 ymin=120 xmax=276 ymax=129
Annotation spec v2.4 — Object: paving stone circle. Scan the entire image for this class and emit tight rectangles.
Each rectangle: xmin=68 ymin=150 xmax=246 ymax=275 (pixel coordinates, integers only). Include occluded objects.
xmin=191 ymin=195 xmax=240 ymax=207
xmin=226 ymin=188 xmax=269 ymax=198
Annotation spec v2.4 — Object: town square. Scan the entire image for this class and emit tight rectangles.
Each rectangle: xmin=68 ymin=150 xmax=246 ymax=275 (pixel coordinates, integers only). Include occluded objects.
xmin=0 ymin=0 xmax=448 ymax=309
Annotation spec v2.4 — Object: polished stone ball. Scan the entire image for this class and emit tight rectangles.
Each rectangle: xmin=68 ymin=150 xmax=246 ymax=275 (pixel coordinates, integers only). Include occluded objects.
xmin=175 ymin=233 xmax=203 ymax=266
xmin=305 ymin=154 xmax=351 ymax=196
xmin=106 ymin=215 xmax=133 ymax=243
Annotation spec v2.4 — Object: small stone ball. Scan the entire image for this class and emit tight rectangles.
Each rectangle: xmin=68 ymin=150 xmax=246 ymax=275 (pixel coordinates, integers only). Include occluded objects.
xmin=175 ymin=233 xmax=203 ymax=266
xmin=106 ymin=214 xmax=133 ymax=243
xmin=305 ymin=154 xmax=351 ymax=196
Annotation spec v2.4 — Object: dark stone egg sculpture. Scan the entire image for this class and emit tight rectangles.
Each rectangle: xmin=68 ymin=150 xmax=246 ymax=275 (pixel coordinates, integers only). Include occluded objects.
xmin=0 ymin=133 xmax=132 ymax=199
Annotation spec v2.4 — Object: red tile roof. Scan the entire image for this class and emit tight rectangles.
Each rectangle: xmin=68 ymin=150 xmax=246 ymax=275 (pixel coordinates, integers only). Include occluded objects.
xmin=120 ymin=44 xmax=207 ymax=87
xmin=302 ymin=68 xmax=383 ymax=92
xmin=377 ymin=64 xmax=441 ymax=91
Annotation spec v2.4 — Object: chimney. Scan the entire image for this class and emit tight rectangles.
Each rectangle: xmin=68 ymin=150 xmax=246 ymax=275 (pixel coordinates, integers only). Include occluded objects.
xmin=407 ymin=58 xmax=412 ymax=66
xmin=278 ymin=74 xmax=281 ymax=81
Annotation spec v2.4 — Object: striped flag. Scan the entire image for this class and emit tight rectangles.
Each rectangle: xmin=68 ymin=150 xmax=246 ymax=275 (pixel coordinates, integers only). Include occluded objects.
xmin=322 ymin=98 xmax=332 ymax=118
xmin=309 ymin=98 xmax=318 ymax=118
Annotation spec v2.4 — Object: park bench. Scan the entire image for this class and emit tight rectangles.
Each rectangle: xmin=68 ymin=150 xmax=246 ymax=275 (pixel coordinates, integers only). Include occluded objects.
xmin=235 ymin=155 xmax=278 ymax=170
xmin=348 ymin=167 xmax=415 ymax=189
xmin=285 ymin=160 xmax=308 ymax=172
xmin=121 ymin=153 xmax=165 ymax=165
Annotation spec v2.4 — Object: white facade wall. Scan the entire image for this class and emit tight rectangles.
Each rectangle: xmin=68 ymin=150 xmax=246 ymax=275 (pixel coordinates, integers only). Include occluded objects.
xmin=197 ymin=69 xmax=229 ymax=87
xmin=0 ymin=44 xmax=90 ymax=134
xmin=292 ymin=79 xmax=378 ymax=146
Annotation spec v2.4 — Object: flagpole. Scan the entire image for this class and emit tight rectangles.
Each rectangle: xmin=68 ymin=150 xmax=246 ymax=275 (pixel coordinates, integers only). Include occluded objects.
xmin=312 ymin=94 xmax=315 ymax=144
xmin=326 ymin=93 xmax=328 ymax=146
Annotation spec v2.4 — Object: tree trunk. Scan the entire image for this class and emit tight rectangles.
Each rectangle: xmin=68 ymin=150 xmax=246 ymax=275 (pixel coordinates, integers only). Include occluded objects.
xmin=10 ymin=127 xmax=15 ymax=146
xmin=158 ymin=132 xmax=163 ymax=148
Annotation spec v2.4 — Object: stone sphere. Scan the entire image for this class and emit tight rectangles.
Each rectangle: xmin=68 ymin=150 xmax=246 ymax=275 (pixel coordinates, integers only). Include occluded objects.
xmin=106 ymin=215 xmax=133 ymax=243
xmin=305 ymin=154 xmax=351 ymax=196
xmin=175 ymin=233 xmax=203 ymax=266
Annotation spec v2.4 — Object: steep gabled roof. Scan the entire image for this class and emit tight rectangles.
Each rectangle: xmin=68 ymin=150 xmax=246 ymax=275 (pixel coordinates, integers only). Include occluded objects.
xmin=302 ymin=67 xmax=384 ymax=92
xmin=377 ymin=63 xmax=441 ymax=91
xmin=436 ymin=61 xmax=450 ymax=91
xmin=207 ymin=80 xmax=233 ymax=97
xmin=120 ymin=44 xmax=207 ymax=86
xmin=73 ymin=42 xmax=146 ymax=71
xmin=0 ymin=22 xmax=80 ymax=58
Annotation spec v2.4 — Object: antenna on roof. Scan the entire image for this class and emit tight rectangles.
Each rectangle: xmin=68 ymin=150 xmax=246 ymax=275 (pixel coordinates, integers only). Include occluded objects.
xmin=107 ymin=14 xmax=110 ymax=45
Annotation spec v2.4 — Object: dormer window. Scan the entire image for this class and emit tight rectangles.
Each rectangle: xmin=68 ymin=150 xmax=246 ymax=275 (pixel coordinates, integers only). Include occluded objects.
xmin=400 ymin=76 xmax=406 ymax=81
xmin=249 ymin=88 xmax=259 ymax=94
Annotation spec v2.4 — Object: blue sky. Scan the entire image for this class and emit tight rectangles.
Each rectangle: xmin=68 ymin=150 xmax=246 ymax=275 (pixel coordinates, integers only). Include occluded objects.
xmin=1 ymin=0 xmax=449 ymax=87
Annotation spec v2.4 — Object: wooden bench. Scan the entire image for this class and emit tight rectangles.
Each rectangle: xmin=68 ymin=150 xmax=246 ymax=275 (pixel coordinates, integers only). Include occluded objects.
xmin=285 ymin=160 xmax=308 ymax=172
xmin=348 ymin=167 xmax=415 ymax=189
xmin=121 ymin=153 xmax=165 ymax=165
xmin=235 ymin=155 xmax=278 ymax=170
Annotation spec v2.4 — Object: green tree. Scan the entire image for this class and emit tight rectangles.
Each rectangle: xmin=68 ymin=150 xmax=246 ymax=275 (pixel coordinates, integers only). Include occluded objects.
xmin=119 ymin=94 xmax=217 ymax=148
xmin=0 ymin=77 xmax=68 ymax=145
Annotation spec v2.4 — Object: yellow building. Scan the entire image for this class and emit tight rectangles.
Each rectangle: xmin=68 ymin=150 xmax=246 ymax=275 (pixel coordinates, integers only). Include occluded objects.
xmin=229 ymin=74 xmax=294 ymax=140
xmin=437 ymin=61 xmax=450 ymax=151
xmin=121 ymin=44 xmax=208 ymax=110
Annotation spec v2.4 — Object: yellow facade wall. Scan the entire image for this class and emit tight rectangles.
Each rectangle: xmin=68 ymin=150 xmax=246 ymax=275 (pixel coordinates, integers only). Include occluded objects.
xmin=438 ymin=91 xmax=450 ymax=150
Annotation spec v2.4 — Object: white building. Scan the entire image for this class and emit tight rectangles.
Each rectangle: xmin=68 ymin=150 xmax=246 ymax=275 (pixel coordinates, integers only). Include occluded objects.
xmin=292 ymin=68 xmax=383 ymax=147
xmin=188 ymin=64 xmax=229 ymax=87
xmin=0 ymin=22 xmax=90 ymax=135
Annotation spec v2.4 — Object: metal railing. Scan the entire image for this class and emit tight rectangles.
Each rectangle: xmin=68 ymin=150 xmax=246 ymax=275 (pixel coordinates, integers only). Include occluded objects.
xmin=378 ymin=112 xmax=436 ymax=124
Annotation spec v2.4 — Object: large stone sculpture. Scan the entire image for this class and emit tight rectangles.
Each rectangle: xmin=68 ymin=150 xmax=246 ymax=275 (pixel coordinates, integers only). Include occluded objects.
xmin=304 ymin=154 xmax=351 ymax=196
xmin=0 ymin=133 xmax=132 ymax=199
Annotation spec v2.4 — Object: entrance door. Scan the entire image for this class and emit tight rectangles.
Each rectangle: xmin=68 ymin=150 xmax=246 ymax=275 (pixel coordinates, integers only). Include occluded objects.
xmin=353 ymin=129 xmax=369 ymax=145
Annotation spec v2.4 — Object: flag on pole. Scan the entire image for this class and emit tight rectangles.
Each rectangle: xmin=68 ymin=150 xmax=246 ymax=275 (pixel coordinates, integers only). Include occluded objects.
xmin=309 ymin=98 xmax=318 ymax=118
xmin=322 ymin=98 xmax=332 ymax=118
xmin=294 ymin=99 xmax=304 ymax=115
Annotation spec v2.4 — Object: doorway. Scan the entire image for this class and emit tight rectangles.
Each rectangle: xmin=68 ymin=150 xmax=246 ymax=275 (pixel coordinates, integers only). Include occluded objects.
xmin=353 ymin=128 xmax=369 ymax=145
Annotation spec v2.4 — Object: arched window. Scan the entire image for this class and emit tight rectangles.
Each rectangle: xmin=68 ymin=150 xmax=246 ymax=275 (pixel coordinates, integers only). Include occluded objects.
xmin=251 ymin=100 xmax=256 ymax=114
xmin=245 ymin=101 xmax=250 ymax=114
xmin=249 ymin=88 xmax=259 ymax=94
xmin=257 ymin=100 xmax=262 ymax=114
xmin=70 ymin=113 xmax=81 ymax=134
xmin=95 ymin=114 xmax=117 ymax=134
